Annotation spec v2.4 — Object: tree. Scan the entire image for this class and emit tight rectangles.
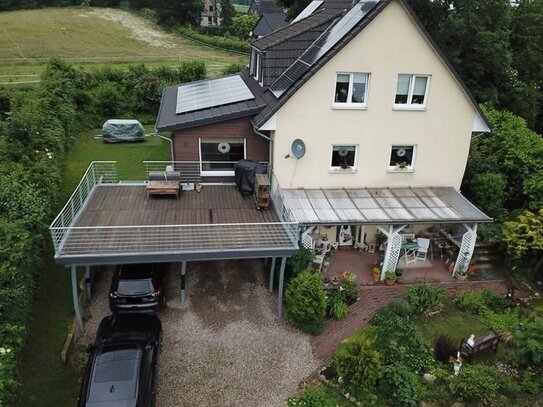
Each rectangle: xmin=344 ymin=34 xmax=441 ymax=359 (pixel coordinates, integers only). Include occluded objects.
xmin=276 ymin=0 xmax=310 ymax=21
xmin=503 ymin=209 xmax=543 ymax=264
xmin=154 ymin=0 xmax=203 ymax=26
xmin=285 ymin=270 xmax=326 ymax=334
xmin=232 ymin=14 xmax=258 ymax=39
xmin=220 ymin=0 xmax=235 ymax=27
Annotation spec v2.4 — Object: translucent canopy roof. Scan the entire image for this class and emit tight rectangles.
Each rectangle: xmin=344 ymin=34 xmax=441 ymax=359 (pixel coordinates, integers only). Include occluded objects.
xmin=281 ymin=187 xmax=491 ymax=225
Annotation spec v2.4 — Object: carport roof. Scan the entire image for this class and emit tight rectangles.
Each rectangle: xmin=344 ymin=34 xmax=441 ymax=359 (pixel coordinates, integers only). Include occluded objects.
xmin=281 ymin=187 xmax=491 ymax=225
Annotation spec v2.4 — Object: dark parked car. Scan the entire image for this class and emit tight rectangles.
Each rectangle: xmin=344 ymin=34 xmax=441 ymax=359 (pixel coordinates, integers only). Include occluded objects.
xmin=78 ymin=313 xmax=162 ymax=407
xmin=109 ymin=263 xmax=166 ymax=312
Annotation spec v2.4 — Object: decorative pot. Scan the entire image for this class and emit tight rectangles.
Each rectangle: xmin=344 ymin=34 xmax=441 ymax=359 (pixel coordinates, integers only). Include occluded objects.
xmin=457 ymin=273 xmax=467 ymax=281
xmin=385 ymin=279 xmax=395 ymax=286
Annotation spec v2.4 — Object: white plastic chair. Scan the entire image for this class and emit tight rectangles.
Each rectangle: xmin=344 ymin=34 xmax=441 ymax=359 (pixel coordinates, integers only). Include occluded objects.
xmin=416 ymin=238 xmax=430 ymax=262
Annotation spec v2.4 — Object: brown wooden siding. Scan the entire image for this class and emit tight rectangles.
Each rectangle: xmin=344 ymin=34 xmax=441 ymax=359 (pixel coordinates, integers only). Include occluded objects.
xmin=172 ymin=117 xmax=269 ymax=163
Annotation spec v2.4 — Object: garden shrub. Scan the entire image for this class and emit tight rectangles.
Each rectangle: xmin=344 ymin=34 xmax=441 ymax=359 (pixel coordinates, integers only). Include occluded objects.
xmin=285 ymin=271 xmax=327 ymax=334
xmin=378 ymin=365 xmax=425 ymax=407
xmin=519 ymin=367 xmax=543 ymax=394
xmin=514 ymin=319 xmax=543 ymax=367
xmin=286 ymin=385 xmax=342 ymax=407
xmin=176 ymin=27 xmax=250 ymax=54
xmin=371 ymin=313 xmax=433 ymax=372
xmin=327 ymin=291 xmax=348 ymax=320
xmin=287 ymin=247 xmax=314 ymax=277
xmin=332 ymin=330 xmax=382 ymax=388
xmin=434 ymin=334 xmax=457 ymax=363
xmin=405 ymin=283 xmax=445 ymax=314
xmin=382 ymin=298 xmax=413 ymax=317
xmin=451 ymin=364 xmax=499 ymax=403
xmin=456 ymin=289 xmax=490 ymax=314
xmin=340 ymin=278 xmax=359 ymax=304
xmin=483 ymin=307 xmax=521 ymax=334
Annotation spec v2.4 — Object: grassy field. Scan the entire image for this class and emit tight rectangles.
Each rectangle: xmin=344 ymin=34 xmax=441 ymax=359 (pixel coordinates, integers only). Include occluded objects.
xmin=15 ymin=128 xmax=170 ymax=407
xmin=0 ymin=7 xmax=248 ymax=84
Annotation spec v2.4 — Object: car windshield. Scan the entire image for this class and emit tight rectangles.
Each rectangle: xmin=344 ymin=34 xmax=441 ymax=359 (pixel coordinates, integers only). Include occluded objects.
xmin=88 ymin=345 xmax=141 ymax=402
xmin=117 ymin=279 xmax=154 ymax=295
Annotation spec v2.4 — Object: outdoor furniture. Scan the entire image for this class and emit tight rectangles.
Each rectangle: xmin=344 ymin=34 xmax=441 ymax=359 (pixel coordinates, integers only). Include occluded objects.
xmin=400 ymin=241 xmax=419 ymax=265
xmin=460 ymin=329 xmax=502 ymax=362
xmin=146 ymin=171 xmax=181 ymax=198
xmin=415 ymin=238 xmax=430 ymax=262
xmin=313 ymin=254 xmax=325 ymax=272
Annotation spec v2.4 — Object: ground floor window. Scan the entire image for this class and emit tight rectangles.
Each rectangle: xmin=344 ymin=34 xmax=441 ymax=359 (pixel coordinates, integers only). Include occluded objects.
xmin=200 ymin=138 xmax=245 ymax=176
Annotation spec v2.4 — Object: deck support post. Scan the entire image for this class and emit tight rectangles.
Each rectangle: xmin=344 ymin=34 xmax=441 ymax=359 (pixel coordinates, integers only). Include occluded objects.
xmin=71 ymin=265 xmax=83 ymax=330
xmin=378 ymin=224 xmax=407 ymax=281
xmin=84 ymin=265 xmax=92 ymax=302
xmin=277 ymin=257 xmax=287 ymax=318
xmin=269 ymin=257 xmax=276 ymax=292
xmin=180 ymin=261 xmax=187 ymax=304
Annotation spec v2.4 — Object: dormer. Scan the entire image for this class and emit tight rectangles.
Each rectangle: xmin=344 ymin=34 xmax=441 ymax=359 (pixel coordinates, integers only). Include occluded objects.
xmin=249 ymin=47 xmax=264 ymax=85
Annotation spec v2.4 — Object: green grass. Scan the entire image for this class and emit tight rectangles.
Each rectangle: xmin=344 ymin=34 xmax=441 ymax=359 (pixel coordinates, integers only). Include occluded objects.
xmin=234 ymin=4 xmax=250 ymax=13
xmin=0 ymin=7 xmax=248 ymax=84
xmin=15 ymin=126 xmax=170 ymax=407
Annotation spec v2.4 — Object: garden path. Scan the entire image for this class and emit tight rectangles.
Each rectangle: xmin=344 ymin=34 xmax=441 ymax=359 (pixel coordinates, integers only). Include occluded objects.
xmin=311 ymin=280 xmax=510 ymax=362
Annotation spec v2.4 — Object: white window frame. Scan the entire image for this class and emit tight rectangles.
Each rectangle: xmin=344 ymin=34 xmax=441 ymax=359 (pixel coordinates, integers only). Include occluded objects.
xmin=329 ymin=144 xmax=358 ymax=172
xmin=199 ymin=138 xmax=246 ymax=177
xmin=393 ymin=74 xmax=430 ymax=110
xmin=388 ymin=145 xmax=416 ymax=172
xmin=332 ymin=72 xmax=370 ymax=109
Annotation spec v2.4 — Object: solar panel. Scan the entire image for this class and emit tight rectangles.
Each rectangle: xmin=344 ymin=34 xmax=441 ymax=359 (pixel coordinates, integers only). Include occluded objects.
xmin=270 ymin=0 xmax=380 ymax=97
xmin=176 ymin=75 xmax=254 ymax=114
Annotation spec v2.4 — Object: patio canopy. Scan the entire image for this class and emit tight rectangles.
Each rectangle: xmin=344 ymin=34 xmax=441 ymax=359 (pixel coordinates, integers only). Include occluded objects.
xmin=281 ymin=187 xmax=491 ymax=225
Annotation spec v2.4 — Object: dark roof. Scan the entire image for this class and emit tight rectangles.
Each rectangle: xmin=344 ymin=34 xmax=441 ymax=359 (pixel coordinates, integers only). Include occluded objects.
xmin=253 ymin=12 xmax=288 ymax=37
xmin=155 ymin=71 xmax=267 ymax=132
xmin=248 ymin=0 xmax=285 ymax=15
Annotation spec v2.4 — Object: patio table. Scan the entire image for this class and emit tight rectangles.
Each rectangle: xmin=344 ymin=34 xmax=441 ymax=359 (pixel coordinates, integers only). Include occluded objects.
xmin=400 ymin=241 xmax=419 ymax=265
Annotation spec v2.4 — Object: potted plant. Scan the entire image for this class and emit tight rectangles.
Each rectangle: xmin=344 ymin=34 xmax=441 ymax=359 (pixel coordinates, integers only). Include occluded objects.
xmin=456 ymin=268 xmax=468 ymax=281
xmin=371 ymin=265 xmax=381 ymax=282
xmin=384 ymin=271 xmax=396 ymax=286
xmin=395 ymin=161 xmax=408 ymax=170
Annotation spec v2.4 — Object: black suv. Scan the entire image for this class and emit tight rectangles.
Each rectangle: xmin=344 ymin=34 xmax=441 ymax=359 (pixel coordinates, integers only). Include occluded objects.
xmin=109 ymin=264 xmax=166 ymax=312
xmin=78 ymin=313 xmax=162 ymax=407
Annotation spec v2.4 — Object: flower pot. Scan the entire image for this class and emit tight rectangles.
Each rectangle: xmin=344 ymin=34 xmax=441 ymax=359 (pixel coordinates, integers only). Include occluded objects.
xmin=385 ymin=279 xmax=395 ymax=286
xmin=457 ymin=273 xmax=467 ymax=281
xmin=372 ymin=272 xmax=380 ymax=282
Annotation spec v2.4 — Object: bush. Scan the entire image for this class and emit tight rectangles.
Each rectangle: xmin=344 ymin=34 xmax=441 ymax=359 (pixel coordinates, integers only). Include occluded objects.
xmin=340 ymin=278 xmax=359 ymax=304
xmin=222 ymin=63 xmax=247 ymax=75
xmin=456 ymin=289 xmax=490 ymax=314
xmin=287 ymin=247 xmax=314 ymax=277
xmin=371 ymin=312 xmax=433 ymax=372
xmin=332 ymin=330 xmax=382 ymax=388
xmin=287 ymin=386 xmax=343 ymax=407
xmin=483 ymin=308 xmax=521 ymax=334
xmin=285 ymin=271 xmax=326 ymax=334
xmin=327 ymin=291 xmax=348 ymax=320
xmin=515 ymin=319 xmax=543 ymax=367
xmin=382 ymin=298 xmax=413 ymax=318
xmin=176 ymin=27 xmax=250 ymax=54
xmin=405 ymin=283 xmax=445 ymax=314
xmin=434 ymin=335 xmax=457 ymax=363
xmin=378 ymin=365 xmax=425 ymax=407
xmin=519 ymin=367 xmax=543 ymax=394
xmin=452 ymin=364 xmax=499 ymax=403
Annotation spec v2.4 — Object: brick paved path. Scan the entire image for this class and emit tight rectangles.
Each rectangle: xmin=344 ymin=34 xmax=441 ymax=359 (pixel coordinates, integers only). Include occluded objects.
xmin=311 ymin=280 xmax=509 ymax=362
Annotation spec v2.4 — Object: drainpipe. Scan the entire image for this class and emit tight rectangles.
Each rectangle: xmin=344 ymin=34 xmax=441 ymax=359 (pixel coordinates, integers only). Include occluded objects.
xmin=252 ymin=123 xmax=273 ymax=175
xmin=153 ymin=131 xmax=174 ymax=162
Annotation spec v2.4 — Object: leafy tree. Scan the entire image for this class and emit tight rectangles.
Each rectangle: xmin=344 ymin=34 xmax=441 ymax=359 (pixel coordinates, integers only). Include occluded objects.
xmin=95 ymin=82 xmax=123 ymax=118
xmin=220 ymin=0 xmax=236 ymax=27
xmin=470 ymin=172 xmax=508 ymax=218
xmin=503 ymin=209 xmax=543 ymax=269
xmin=276 ymin=0 xmax=310 ymax=21
xmin=154 ymin=0 xmax=203 ymax=26
xmin=285 ymin=270 xmax=326 ymax=334
xmin=232 ymin=14 xmax=259 ymax=39
xmin=514 ymin=319 xmax=543 ymax=367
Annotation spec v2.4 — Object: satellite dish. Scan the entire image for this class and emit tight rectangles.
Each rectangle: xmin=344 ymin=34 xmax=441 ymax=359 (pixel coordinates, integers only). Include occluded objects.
xmin=396 ymin=148 xmax=407 ymax=157
xmin=290 ymin=139 xmax=306 ymax=159
xmin=217 ymin=142 xmax=231 ymax=154
xmin=338 ymin=148 xmax=349 ymax=157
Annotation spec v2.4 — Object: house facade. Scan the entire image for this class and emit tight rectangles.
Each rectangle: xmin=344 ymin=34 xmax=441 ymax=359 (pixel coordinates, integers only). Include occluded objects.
xmin=156 ymin=0 xmax=492 ymax=281
xmin=201 ymin=0 xmax=219 ymax=26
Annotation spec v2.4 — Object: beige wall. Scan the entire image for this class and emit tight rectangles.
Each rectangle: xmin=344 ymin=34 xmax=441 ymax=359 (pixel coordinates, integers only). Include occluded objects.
xmin=272 ymin=0 xmax=479 ymax=190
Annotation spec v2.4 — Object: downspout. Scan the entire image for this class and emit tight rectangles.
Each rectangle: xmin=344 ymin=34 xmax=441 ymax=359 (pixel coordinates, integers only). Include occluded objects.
xmin=252 ymin=123 xmax=273 ymax=173
xmin=153 ymin=131 xmax=174 ymax=162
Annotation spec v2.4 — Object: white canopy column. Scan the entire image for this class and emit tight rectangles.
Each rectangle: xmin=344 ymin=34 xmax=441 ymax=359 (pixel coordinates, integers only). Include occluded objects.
xmin=452 ymin=223 xmax=478 ymax=276
xmin=378 ymin=225 xmax=407 ymax=280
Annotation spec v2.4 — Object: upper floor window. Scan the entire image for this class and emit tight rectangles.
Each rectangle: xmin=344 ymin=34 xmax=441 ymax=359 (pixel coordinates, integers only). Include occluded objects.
xmin=394 ymin=74 xmax=429 ymax=108
xmin=389 ymin=145 xmax=415 ymax=171
xmin=209 ymin=5 xmax=214 ymax=11
xmin=334 ymin=73 xmax=369 ymax=108
xmin=331 ymin=145 xmax=357 ymax=171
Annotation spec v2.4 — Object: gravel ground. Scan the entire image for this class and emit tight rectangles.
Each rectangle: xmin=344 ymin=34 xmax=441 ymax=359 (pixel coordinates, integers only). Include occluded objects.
xmin=80 ymin=260 xmax=319 ymax=407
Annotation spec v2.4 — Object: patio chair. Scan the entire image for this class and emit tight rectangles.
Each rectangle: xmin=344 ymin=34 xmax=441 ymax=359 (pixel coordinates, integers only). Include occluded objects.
xmin=415 ymin=238 xmax=430 ymax=262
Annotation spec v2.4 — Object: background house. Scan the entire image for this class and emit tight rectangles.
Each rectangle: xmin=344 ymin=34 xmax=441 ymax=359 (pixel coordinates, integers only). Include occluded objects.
xmin=201 ymin=0 xmax=219 ymax=26
xmin=247 ymin=0 xmax=287 ymax=37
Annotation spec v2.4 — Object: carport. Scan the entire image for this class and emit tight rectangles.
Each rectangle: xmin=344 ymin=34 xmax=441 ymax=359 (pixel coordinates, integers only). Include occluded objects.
xmin=50 ymin=162 xmax=299 ymax=328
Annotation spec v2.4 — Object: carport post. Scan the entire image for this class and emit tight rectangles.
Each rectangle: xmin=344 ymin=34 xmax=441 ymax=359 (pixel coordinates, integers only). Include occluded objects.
xmin=269 ymin=257 xmax=276 ymax=292
xmin=277 ymin=257 xmax=287 ymax=318
xmin=180 ymin=261 xmax=187 ymax=304
xmin=84 ymin=265 xmax=92 ymax=302
xmin=71 ymin=265 xmax=83 ymax=329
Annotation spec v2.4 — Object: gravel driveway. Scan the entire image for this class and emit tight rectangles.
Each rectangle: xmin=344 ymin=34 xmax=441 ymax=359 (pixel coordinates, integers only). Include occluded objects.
xmin=81 ymin=259 xmax=319 ymax=407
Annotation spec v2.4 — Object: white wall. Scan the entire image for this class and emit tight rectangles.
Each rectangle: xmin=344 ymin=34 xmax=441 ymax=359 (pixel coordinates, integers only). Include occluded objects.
xmin=272 ymin=0 xmax=479 ymax=190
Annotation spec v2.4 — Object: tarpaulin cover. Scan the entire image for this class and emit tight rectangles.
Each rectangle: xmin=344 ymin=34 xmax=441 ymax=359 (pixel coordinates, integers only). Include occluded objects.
xmin=235 ymin=160 xmax=267 ymax=196
xmin=102 ymin=119 xmax=145 ymax=143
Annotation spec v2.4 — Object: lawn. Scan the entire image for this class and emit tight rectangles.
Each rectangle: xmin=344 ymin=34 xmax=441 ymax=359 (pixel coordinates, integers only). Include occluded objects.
xmin=15 ymin=127 xmax=170 ymax=407
xmin=0 ymin=7 xmax=247 ymax=84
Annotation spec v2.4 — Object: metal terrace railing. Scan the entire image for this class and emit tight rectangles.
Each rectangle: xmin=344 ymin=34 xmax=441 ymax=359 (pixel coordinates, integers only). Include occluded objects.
xmin=49 ymin=161 xmax=298 ymax=260
xmin=269 ymin=169 xmax=297 ymax=225
xmin=49 ymin=161 xmax=117 ymax=250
